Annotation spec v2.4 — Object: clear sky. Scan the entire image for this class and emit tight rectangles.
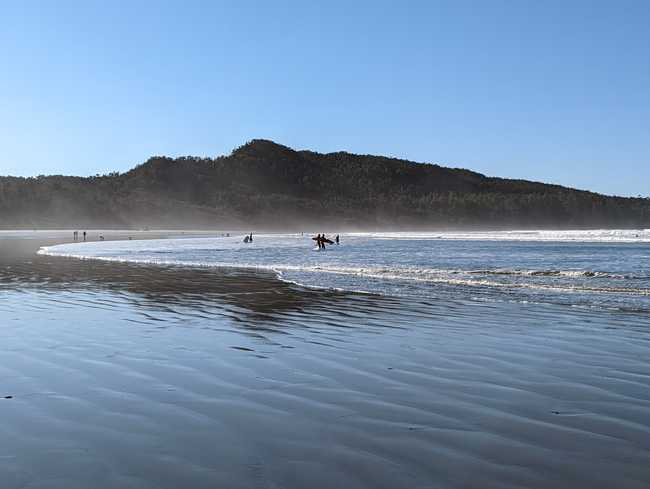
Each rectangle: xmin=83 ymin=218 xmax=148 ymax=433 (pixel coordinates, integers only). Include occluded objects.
xmin=1 ymin=1 xmax=648 ymax=196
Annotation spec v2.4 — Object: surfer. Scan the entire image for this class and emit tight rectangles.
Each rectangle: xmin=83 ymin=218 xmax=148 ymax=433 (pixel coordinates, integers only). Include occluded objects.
xmin=312 ymin=233 xmax=325 ymax=250
xmin=315 ymin=233 xmax=334 ymax=250
xmin=249 ymin=233 xmax=253 ymax=242
xmin=243 ymin=235 xmax=250 ymax=243
xmin=335 ymin=234 xmax=340 ymax=245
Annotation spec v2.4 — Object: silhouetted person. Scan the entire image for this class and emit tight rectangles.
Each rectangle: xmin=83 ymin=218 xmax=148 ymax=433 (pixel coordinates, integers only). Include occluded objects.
xmin=249 ymin=233 xmax=253 ymax=242
xmin=83 ymin=231 xmax=87 ymax=241
xmin=320 ymin=233 xmax=328 ymax=249
xmin=335 ymin=234 xmax=340 ymax=244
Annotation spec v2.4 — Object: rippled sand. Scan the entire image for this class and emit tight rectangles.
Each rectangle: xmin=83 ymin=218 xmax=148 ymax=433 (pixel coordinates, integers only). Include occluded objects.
xmin=1 ymin=235 xmax=650 ymax=488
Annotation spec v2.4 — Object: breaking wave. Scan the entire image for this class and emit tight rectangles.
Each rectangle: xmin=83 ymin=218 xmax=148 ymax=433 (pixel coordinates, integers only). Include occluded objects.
xmin=37 ymin=247 xmax=649 ymax=298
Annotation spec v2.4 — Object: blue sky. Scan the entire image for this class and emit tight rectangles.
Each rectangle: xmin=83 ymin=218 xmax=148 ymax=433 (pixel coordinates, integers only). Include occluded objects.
xmin=1 ymin=1 xmax=648 ymax=196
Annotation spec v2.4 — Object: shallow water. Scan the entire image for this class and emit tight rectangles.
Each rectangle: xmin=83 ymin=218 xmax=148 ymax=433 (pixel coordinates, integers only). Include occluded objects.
xmin=41 ymin=231 xmax=650 ymax=312
xmin=2 ymin=233 xmax=650 ymax=488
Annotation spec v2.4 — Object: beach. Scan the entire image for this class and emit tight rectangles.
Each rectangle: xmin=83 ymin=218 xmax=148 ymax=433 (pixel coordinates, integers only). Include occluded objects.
xmin=1 ymin=232 xmax=650 ymax=488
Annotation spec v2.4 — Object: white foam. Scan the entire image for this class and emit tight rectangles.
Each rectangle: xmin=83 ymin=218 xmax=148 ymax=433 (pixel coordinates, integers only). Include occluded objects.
xmin=38 ymin=245 xmax=650 ymax=297
xmin=350 ymin=229 xmax=650 ymax=242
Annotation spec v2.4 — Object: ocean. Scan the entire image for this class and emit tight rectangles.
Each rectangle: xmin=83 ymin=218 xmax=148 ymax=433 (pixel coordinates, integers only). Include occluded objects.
xmin=1 ymin=230 xmax=649 ymax=488
xmin=41 ymin=230 xmax=650 ymax=312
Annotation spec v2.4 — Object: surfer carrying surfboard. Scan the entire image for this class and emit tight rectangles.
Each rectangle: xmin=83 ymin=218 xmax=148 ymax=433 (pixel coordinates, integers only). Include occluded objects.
xmin=312 ymin=233 xmax=334 ymax=250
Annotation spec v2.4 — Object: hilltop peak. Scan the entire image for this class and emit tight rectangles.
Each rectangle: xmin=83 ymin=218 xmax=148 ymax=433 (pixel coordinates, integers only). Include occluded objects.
xmin=231 ymin=139 xmax=297 ymax=158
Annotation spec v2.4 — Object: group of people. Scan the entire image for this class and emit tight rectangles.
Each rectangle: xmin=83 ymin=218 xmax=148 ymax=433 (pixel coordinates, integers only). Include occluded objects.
xmin=240 ymin=232 xmax=341 ymax=250
xmin=72 ymin=231 xmax=123 ymax=242
xmin=72 ymin=231 xmax=341 ymax=248
xmin=313 ymin=233 xmax=339 ymax=250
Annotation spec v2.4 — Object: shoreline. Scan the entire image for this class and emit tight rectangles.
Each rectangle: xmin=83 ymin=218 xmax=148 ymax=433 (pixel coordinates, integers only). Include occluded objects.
xmin=33 ymin=232 xmax=650 ymax=312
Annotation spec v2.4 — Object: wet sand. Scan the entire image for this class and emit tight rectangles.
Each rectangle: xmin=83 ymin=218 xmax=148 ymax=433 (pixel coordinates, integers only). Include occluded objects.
xmin=1 ymin=234 xmax=650 ymax=488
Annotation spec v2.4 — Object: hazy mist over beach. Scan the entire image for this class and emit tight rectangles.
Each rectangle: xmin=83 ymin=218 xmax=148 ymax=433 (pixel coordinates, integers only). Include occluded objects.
xmin=2 ymin=140 xmax=650 ymax=231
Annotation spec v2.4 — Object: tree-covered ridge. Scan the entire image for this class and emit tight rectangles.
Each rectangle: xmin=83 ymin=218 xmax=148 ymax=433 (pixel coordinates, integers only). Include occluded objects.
xmin=1 ymin=139 xmax=649 ymax=229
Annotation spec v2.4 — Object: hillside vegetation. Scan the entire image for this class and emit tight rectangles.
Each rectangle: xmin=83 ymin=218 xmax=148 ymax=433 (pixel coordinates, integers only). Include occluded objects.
xmin=1 ymin=139 xmax=649 ymax=229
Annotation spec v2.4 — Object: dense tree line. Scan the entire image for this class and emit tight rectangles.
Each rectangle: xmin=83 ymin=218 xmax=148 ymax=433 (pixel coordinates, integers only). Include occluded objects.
xmin=1 ymin=139 xmax=649 ymax=229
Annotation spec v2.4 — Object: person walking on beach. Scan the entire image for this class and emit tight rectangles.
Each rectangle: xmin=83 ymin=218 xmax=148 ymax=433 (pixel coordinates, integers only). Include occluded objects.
xmin=83 ymin=231 xmax=87 ymax=241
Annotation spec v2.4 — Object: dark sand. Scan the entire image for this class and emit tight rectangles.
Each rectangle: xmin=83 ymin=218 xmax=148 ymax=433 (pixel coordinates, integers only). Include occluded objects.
xmin=1 ymin=233 xmax=650 ymax=488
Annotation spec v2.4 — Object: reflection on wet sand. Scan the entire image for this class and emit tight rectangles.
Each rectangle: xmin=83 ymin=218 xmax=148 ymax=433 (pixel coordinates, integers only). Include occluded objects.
xmin=1 ymin=237 xmax=406 ymax=324
xmin=2 ymin=237 xmax=650 ymax=489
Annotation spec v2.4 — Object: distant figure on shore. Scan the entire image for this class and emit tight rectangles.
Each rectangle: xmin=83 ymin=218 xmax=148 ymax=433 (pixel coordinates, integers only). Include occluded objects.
xmin=73 ymin=231 xmax=78 ymax=241
xmin=244 ymin=233 xmax=253 ymax=243
xmin=249 ymin=233 xmax=253 ymax=242
xmin=83 ymin=231 xmax=87 ymax=241
xmin=335 ymin=234 xmax=340 ymax=244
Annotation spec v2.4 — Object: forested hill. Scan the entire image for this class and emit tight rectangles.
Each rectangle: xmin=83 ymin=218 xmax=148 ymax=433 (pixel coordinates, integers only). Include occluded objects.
xmin=1 ymin=139 xmax=649 ymax=229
